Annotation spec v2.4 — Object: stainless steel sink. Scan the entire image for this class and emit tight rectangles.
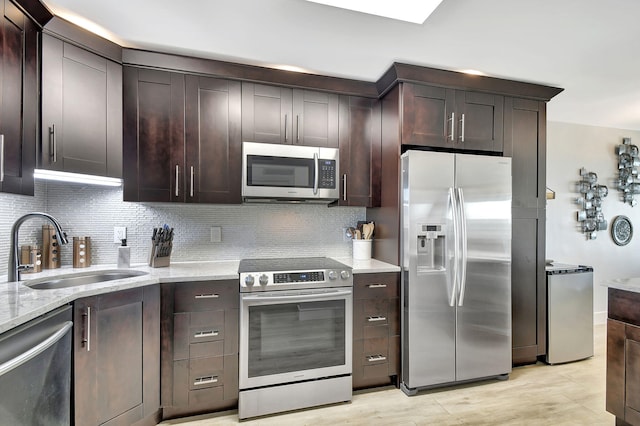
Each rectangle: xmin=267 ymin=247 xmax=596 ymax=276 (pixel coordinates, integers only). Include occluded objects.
xmin=25 ymin=270 xmax=148 ymax=290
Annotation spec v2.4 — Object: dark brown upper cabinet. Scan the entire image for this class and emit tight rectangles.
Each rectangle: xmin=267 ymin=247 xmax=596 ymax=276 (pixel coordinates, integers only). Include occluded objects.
xmin=41 ymin=33 xmax=122 ymax=178
xmin=185 ymin=75 xmax=242 ymax=204
xmin=0 ymin=0 xmax=38 ymax=196
xmin=401 ymin=83 xmax=504 ymax=153
xmin=242 ymin=82 xmax=339 ymax=147
xmin=123 ymin=67 xmax=185 ymax=202
xmin=123 ymin=67 xmax=242 ymax=204
xmin=337 ymin=96 xmax=381 ymax=207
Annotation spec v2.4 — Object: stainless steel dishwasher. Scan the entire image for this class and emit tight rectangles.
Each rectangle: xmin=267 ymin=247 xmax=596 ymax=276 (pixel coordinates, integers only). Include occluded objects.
xmin=545 ymin=264 xmax=594 ymax=364
xmin=0 ymin=305 xmax=73 ymax=425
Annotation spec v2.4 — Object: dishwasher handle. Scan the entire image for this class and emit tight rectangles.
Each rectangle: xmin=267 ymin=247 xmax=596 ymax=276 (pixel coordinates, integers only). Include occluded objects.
xmin=0 ymin=321 xmax=72 ymax=377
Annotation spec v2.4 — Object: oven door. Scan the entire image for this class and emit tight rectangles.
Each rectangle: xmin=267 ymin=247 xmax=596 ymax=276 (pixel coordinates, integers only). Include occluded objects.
xmin=239 ymin=288 xmax=352 ymax=389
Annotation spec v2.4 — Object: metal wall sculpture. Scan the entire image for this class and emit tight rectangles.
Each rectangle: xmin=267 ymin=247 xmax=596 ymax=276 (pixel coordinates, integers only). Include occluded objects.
xmin=576 ymin=167 xmax=608 ymax=240
xmin=616 ymin=137 xmax=640 ymax=206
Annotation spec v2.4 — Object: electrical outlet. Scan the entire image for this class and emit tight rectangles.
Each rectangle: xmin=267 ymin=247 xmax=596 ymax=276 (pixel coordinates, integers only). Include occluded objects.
xmin=210 ymin=226 xmax=222 ymax=243
xmin=114 ymin=226 xmax=127 ymax=243
xmin=343 ymin=227 xmax=351 ymax=242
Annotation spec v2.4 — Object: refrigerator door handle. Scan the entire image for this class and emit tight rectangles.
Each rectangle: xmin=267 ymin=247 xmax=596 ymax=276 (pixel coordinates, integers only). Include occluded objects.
xmin=457 ymin=188 xmax=468 ymax=306
xmin=449 ymin=187 xmax=459 ymax=307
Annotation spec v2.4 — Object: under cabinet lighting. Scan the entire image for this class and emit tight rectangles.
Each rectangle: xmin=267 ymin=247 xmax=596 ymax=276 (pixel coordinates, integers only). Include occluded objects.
xmin=34 ymin=169 xmax=122 ymax=187
xmin=304 ymin=0 xmax=443 ymax=24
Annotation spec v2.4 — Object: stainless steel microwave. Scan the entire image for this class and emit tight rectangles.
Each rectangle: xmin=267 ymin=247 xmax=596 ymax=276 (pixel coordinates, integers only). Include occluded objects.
xmin=242 ymin=141 xmax=339 ymax=203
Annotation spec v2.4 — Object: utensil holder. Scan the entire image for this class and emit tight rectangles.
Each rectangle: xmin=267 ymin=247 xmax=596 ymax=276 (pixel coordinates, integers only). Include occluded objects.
xmin=73 ymin=237 xmax=91 ymax=268
xmin=353 ymin=239 xmax=372 ymax=260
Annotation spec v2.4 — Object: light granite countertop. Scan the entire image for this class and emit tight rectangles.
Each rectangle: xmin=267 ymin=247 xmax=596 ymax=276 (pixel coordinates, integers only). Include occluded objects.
xmin=603 ymin=277 xmax=640 ymax=294
xmin=0 ymin=257 xmax=399 ymax=334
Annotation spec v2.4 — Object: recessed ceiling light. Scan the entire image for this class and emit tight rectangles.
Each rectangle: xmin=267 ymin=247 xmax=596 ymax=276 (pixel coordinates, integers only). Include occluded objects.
xmin=305 ymin=0 xmax=443 ymax=24
xmin=459 ymin=69 xmax=487 ymax=76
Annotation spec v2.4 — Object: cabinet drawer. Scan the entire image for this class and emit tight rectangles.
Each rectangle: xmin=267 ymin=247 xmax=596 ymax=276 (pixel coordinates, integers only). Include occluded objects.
xmin=174 ymin=281 xmax=237 ymax=313
xmin=189 ymin=356 xmax=224 ymax=391
xmin=354 ymin=273 xmax=399 ymax=299
xmin=174 ymin=311 xmax=226 ymax=360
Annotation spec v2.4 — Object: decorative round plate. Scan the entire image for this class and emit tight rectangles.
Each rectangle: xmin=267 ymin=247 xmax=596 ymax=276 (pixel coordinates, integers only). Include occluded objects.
xmin=611 ymin=215 xmax=633 ymax=246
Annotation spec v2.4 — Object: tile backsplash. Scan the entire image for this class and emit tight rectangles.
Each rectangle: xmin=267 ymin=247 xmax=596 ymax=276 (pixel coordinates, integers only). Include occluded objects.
xmin=0 ymin=182 xmax=364 ymax=276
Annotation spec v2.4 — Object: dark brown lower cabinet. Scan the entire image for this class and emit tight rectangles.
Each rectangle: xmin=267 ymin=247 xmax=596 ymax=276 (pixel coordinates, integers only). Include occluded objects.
xmin=161 ymin=280 xmax=239 ymax=419
xmin=352 ymin=272 xmax=400 ymax=389
xmin=607 ymin=288 xmax=640 ymax=425
xmin=74 ymin=285 xmax=160 ymax=426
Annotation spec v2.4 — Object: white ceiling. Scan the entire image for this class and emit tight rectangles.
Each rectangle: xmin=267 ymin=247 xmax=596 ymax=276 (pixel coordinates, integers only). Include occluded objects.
xmin=42 ymin=0 xmax=640 ymax=130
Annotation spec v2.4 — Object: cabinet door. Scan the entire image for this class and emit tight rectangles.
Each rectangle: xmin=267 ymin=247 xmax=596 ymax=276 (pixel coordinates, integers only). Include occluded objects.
xmin=0 ymin=0 xmax=37 ymax=195
xmin=74 ymin=286 xmax=160 ymax=426
xmin=455 ymin=90 xmax=504 ymax=152
xmin=241 ymin=82 xmax=292 ymax=144
xmin=41 ymin=35 xmax=122 ymax=177
xmin=185 ymin=75 xmax=242 ymax=204
xmin=401 ymin=83 xmax=455 ymax=148
xmin=292 ymin=89 xmax=339 ymax=147
xmin=504 ymin=98 xmax=546 ymax=210
xmin=338 ymin=96 xmax=381 ymax=207
xmin=123 ymin=67 xmax=185 ymax=202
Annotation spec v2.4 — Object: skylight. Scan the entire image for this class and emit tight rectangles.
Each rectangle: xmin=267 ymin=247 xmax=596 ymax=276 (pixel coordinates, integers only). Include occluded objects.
xmin=305 ymin=0 xmax=443 ymax=24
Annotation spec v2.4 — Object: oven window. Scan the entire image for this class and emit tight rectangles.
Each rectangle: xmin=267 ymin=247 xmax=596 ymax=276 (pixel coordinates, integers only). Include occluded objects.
xmin=247 ymin=155 xmax=314 ymax=188
xmin=247 ymin=300 xmax=345 ymax=377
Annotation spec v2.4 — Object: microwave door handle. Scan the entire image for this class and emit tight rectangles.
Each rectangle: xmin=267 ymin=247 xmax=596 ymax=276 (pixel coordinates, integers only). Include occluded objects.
xmin=313 ymin=152 xmax=319 ymax=195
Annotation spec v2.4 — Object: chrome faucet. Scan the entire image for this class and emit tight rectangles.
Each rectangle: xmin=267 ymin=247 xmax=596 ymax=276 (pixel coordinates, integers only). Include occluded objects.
xmin=8 ymin=212 xmax=68 ymax=282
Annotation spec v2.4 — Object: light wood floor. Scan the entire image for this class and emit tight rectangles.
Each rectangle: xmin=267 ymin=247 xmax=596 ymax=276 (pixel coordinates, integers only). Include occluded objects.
xmin=160 ymin=325 xmax=612 ymax=425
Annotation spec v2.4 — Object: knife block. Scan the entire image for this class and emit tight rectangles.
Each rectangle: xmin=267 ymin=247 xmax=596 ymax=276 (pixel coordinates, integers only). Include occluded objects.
xmin=148 ymin=240 xmax=172 ymax=268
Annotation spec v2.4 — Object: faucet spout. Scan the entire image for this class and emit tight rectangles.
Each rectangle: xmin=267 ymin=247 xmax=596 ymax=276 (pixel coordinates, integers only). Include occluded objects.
xmin=8 ymin=212 xmax=68 ymax=282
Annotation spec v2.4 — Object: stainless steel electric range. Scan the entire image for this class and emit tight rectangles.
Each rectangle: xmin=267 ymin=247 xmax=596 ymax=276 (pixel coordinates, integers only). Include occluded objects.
xmin=237 ymin=257 xmax=353 ymax=419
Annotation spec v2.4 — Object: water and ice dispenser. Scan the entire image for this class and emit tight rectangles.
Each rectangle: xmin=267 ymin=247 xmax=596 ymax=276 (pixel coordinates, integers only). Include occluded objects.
xmin=416 ymin=224 xmax=445 ymax=271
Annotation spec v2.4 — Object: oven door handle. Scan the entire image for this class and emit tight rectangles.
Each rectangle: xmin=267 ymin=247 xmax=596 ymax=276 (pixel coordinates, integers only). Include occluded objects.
xmin=242 ymin=289 xmax=352 ymax=303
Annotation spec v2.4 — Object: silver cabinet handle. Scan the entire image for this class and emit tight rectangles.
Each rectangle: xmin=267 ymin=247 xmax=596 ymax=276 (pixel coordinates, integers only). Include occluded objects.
xmin=0 ymin=134 xmax=4 ymax=182
xmin=367 ymin=284 xmax=387 ymax=289
xmin=82 ymin=307 xmax=91 ymax=352
xmin=194 ymin=330 xmax=219 ymax=338
xmin=343 ymin=174 xmax=347 ymax=201
xmin=50 ymin=125 xmax=57 ymax=163
xmin=284 ymin=114 xmax=288 ymax=142
xmin=296 ymin=114 xmax=300 ymax=143
xmin=459 ymin=113 xmax=465 ymax=142
xmin=194 ymin=375 xmax=218 ymax=386
xmin=367 ymin=316 xmax=387 ymax=322
xmin=190 ymin=166 xmax=194 ymax=198
xmin=313 ymin=152 xmax=319 ymax=195
xmin=448 ymin=112 xmax=455 ymax=141
xmin=175 ymin=165 xmax=180 ymax=197
xmin=195 ymin=293 xmax=219 ymax=299
xmin=0 ymin=321 xmax=72 ymax=377
xmin=366 ymin=355 xmax=387 ymax=362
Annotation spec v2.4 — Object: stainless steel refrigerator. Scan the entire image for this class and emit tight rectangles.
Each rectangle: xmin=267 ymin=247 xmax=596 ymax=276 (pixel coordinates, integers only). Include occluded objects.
xmin=400 ymin=150 xmax=512 ymax=395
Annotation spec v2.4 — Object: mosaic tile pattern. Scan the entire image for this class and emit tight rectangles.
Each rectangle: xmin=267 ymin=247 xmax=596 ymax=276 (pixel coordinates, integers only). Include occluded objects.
xmin=0 ymin=182 xmax=364 ymax=275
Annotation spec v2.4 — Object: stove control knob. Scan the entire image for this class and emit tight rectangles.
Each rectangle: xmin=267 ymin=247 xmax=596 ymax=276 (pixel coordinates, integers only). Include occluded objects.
xmin=259 ymin=274 xmax=269 ymax=286
xmin=340 ymin=270 xmax=351 ymax=280
xmin=244 ymin=275 xmax=255 ymax=287
xmin=328 ymin=270 xmax=338 ymax=280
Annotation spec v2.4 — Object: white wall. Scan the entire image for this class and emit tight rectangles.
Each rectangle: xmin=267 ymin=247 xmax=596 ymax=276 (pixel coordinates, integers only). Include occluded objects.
xmin=546 ymin=121 xmax=640 ymax=324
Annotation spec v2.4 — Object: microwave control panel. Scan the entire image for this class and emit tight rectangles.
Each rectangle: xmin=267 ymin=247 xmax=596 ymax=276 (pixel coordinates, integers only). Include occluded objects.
xmin=318 ymin=160 xmax=336 ymax=188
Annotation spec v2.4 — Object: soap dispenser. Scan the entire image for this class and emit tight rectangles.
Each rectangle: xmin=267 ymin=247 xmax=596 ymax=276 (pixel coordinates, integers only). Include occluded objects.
xmin=117 ymin=239 xmax=130 ymax=268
